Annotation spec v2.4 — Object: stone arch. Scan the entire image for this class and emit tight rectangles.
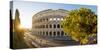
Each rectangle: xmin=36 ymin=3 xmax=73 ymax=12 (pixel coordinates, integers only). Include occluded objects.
xmin=53 ymin=24 xmax=56 ymax=28
xmin=57 ymin=24 xmax=60 ymax=28
xmin=46 ymin=25 xmax=48 ymax=28
xmin=61 ymin=31 xmax=64 ymax=36
xmin=47 ymin=32 xmax=49 ymax=36
xmin=57 ymin=31 xmax=60 ymax=36
xmin=49 ymin=31 xmax=52 ymax=36
xmin=49 ymin=24 xmax=52 ymax=28
xmin=53 ymin=31 xmax=56 ymax=36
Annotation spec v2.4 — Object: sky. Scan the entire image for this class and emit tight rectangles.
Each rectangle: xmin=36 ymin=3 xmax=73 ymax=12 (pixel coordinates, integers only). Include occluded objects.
xmin=12 ymin=1 xmax=97 ymax=29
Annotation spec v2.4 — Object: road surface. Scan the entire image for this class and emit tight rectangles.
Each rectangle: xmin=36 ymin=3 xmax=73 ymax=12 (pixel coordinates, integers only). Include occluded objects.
xmin=24 ymin=31 xmax=79 ymax=48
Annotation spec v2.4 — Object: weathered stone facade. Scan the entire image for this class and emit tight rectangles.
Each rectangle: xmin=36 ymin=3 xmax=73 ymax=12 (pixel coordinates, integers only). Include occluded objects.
xmin=32 ymin=9 xmax=71 ymax=40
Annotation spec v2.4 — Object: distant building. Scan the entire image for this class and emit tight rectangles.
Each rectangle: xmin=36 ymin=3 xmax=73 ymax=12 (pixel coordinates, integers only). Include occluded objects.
xmin=32 ymin=9 xmax=71 ymax=40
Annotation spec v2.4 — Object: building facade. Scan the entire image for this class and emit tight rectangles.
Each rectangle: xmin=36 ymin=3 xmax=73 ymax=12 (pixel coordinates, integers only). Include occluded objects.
xmin=32 ymin=9 xmax=71 ymax=40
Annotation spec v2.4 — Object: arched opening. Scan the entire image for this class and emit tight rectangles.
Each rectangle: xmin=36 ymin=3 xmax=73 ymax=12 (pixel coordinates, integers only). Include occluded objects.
xmin=49 ymin=31 xmax=52 ymax=36
xmin=46 ymin=18 xmax=48 ymax=21
xmin=46 ymin=31 xmax=48 ymax=36
xmin=54 ymin=24 xmax=56 ymax=28
xmin=53 ymin=31 xmax=56 ymax=36
xmin=43 ymin=31 xmax=45 ymax=35
xmin=43 ymin=18 xmax=45 ymax=22
xmin=46 ymin=25 xmax=48 ymax=28
xmin=57 ymin=24 xmax=60 ymax=28
xmin=61 ymin=25 xmax=63 ymax=28
xmin=49 ymin=24 xmax=52 ymax=28
xmin=57 ymin=31 xmax=60 ymax=36
xmin=43 ymin=25 xmax=45 ymax=28
xmin=61 ymin=31 xmax=64 ymax=36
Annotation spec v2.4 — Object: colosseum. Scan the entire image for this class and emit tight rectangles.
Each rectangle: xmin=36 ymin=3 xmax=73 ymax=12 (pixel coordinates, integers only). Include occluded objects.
xmin=32 ymin=9 xmax=71 ymax=41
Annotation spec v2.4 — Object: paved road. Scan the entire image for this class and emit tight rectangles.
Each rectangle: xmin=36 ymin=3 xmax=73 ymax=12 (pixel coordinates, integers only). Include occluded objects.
xmin=24 ymin=31 xmax=79 ymax=48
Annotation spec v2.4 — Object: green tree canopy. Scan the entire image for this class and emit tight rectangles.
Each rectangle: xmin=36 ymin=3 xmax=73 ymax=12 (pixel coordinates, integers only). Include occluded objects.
xmin=61 ymin=8 xmax=97 ymax=44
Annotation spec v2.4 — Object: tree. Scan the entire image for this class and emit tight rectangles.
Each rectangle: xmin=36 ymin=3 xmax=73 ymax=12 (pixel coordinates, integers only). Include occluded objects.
xmin=61 ymin=8 xmax=97 ymax=44
xmin=12 ymin=9 xmax=28 ymax=49
xmin=14 ymin=9 xmax=20 ymax=31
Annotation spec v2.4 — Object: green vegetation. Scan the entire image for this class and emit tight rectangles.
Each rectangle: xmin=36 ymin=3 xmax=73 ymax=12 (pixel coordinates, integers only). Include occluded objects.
xmin=61 ymin=8 xmax=97 ymax=44
xmin=12 ymin=9 xmax=28 ymax=49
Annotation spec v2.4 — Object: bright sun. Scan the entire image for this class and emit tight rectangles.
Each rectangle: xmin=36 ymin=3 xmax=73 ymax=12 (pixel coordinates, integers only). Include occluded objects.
xmin=19 ymin=25 xmax=24 ymax=29
xmin=21 ymin=23 xmax=32 ymax=29
xmin=20 ymin=18 xmax=32 ymax=29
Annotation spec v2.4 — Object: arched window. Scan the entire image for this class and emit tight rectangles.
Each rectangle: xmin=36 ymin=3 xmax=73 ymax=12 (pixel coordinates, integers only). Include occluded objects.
xmin=49 ymin=31 xmax=52 ymax=36
xmin=57 ymin=31 xmax=60 ymax=36
xmin=53 ymin=31 xmax=56 ymax=36
xmin=54 ymin=24 xmax=56 ymax=28
xmin=46 ymin=31 xmax=48 ymax=36
xmin=43 ymin=25 xmax=45 ymax=28
xmin=49 ymin=18 xmax=52 ymax=21
xmin=46 ymin=25 xmax=48 ymax=28
xmin=43 ymin=18 xmax=45 ymax=21
xmin=46 ymin=18 xmax=48 ymax=21
xmin=64 ymin=33 xmax=67 ymax=36
xmin=49 ymin=24 xmax=52 ymax=28
xmin=43 ymin=31 xmax=45 ymax=35
xmin=57 ymin=18 xmax=60 ymax=21
xmin=61 ymin=25 xmax=63 ymax=28
xmin=61 ymin=18 xmax=64 ymax=21
xmin=61 ymin=31 xmax=64 ymax=36
xmin=53 ymin=18 xmax=56 ymax=20
xmin=57 ymin=24 xmax=60 ymax=28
